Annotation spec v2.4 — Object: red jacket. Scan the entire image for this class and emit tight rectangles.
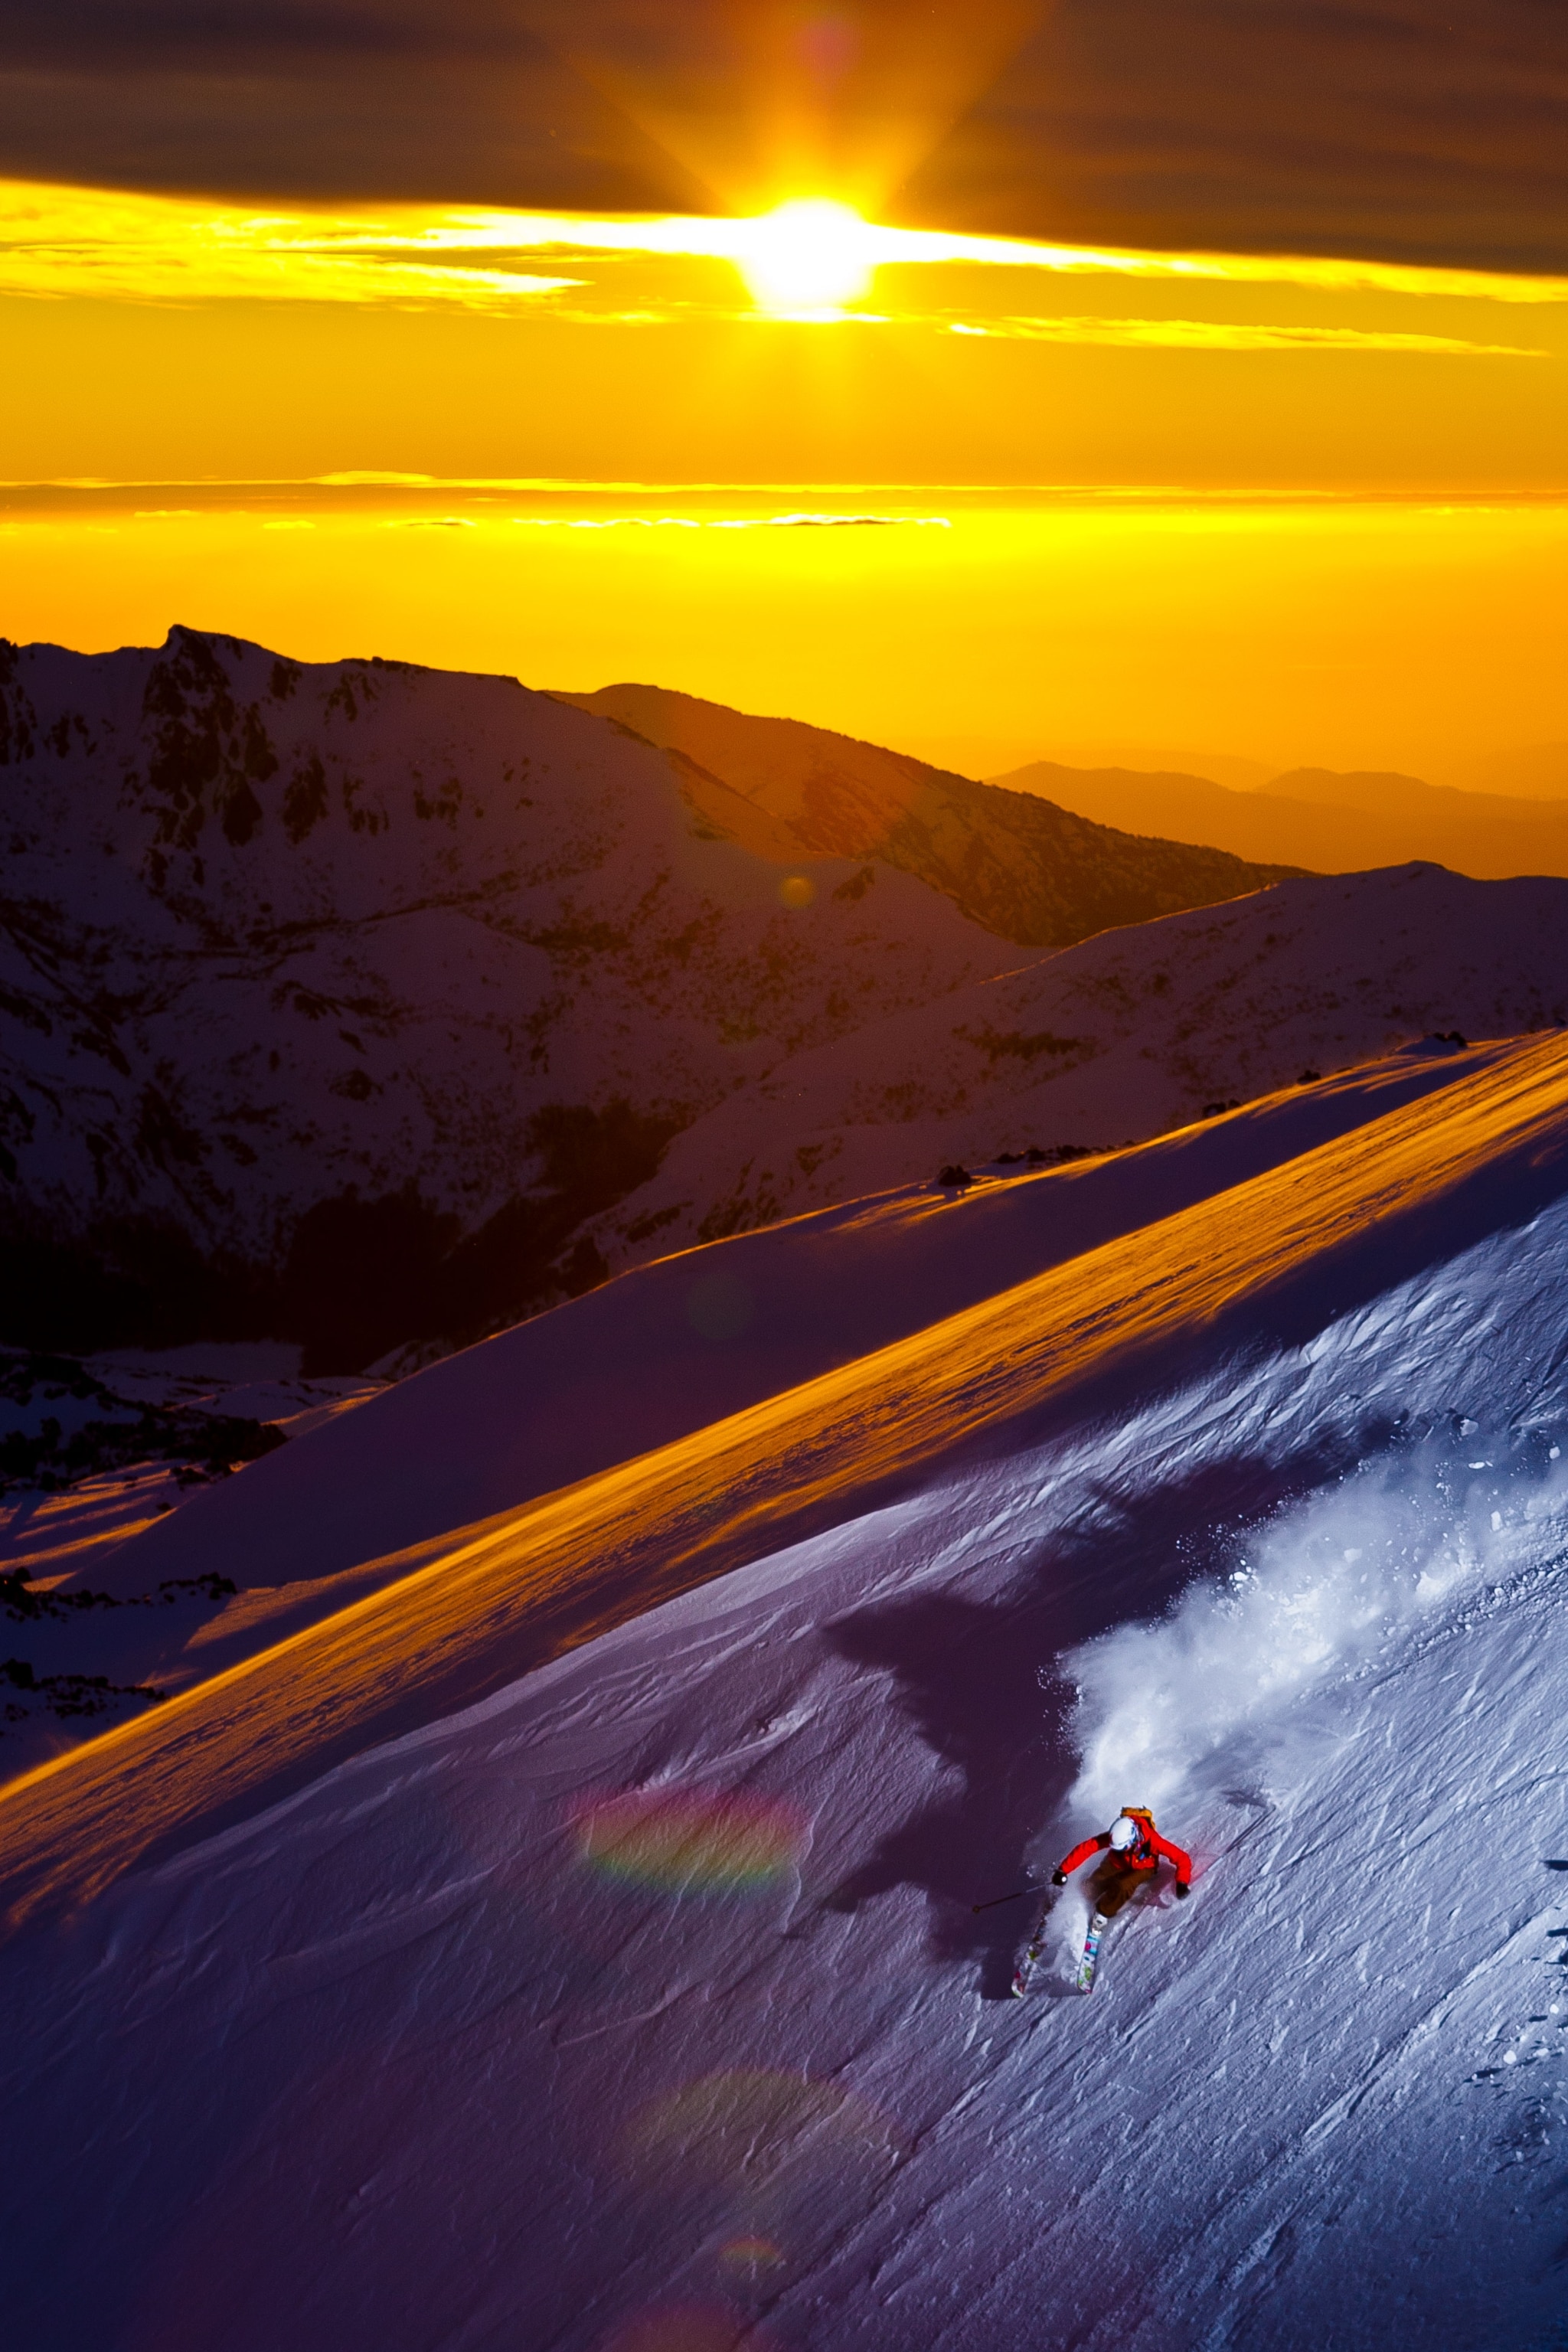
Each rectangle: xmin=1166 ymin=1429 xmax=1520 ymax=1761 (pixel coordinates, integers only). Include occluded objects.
xmin=1058 ymin=1818 xmax=1192 ymax=1886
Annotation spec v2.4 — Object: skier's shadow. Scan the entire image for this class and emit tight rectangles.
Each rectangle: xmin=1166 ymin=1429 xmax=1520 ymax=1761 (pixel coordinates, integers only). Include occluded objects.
xmin=814 ymin=1431 xmax=1367 ymax=2000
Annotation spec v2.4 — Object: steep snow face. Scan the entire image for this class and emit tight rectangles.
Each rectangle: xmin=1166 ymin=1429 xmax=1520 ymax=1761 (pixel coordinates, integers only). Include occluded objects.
xmin=587 ymin=863 xmax=1568 ymax=1263
xmin=0 ymin=628 xmax=1012 ymax=1359
xmin=0 ymin=1035 xmax=1518 ymax=1786
xmin=5 ymin=1124 xmax=1568 ymax=2347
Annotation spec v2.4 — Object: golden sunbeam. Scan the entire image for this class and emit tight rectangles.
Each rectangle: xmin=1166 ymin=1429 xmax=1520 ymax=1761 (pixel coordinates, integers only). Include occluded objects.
xmin=558 ymin=0 xmax=1046 ymax=227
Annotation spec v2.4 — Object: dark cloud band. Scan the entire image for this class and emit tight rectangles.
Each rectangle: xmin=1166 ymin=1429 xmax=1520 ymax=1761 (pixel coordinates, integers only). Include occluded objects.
xmin=1 ymin=0 xmax=1563 ymax=272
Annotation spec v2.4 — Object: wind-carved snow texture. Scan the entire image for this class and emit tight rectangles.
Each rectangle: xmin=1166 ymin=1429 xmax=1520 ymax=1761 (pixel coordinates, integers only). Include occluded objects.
xmin=7 ymin=1192 xmax=1568 ymax=2347
xmin=0 ymin=1034 xmax=1527 ymax=1785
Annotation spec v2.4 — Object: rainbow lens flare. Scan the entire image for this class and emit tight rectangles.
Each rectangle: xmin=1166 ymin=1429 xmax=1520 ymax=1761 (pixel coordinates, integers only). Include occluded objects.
xmin=571 ymin=1787 xmax=808 ymax=1895
xmin=601 ymin=2305 xmax=779 ymax=2352
xmin=717 ymin=2236 xmax=785 ymax=2275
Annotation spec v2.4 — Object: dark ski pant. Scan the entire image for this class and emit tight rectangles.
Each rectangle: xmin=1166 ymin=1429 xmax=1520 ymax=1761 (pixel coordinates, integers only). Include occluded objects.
xmin=1086 ymin=1858 xmax=1156 ymax=1918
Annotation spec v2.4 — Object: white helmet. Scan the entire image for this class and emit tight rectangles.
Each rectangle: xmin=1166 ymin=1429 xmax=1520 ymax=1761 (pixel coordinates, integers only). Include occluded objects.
xmin=1108 ymin=1814 xmax=1142 ymax=1851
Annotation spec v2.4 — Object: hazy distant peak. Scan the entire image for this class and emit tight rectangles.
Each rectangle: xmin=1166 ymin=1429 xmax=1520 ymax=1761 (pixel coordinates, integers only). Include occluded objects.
xmin=989 ymin=758 xmax=1246 ymax=802
xmin=1260 ymin=766 xmax=1455 ymax=817
xmin=983 ymin=754 xmax=1568 ymax=884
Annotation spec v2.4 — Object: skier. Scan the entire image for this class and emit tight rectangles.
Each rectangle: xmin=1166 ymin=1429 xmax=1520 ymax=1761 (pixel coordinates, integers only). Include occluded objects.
xmin=1051 ymin=1807 xmax=1193 ymax=1920
xmin=1010 ymin=1805 xmax=1194 ymax=1994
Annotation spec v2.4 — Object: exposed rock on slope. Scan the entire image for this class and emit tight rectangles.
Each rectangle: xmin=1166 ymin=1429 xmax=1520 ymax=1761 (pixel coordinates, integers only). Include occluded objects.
xmin=558 ymin=683 xmax=1300 ymax=945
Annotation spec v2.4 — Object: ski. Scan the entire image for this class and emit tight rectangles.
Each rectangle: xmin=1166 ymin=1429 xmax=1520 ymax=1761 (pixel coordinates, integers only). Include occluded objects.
xmin=1009 ymin=1892 xmax=1054 ymax=1998
xmin=1074 ymin=1908 xmax=1109 ymax=1994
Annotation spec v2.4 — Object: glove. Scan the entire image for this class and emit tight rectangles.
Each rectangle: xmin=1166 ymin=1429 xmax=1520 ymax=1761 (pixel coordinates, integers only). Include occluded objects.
xmin=1050 ymin=1869 xmax=1067 ymax=1887
xmin=1174 ymin=1880 xmax=1191 ymax=1900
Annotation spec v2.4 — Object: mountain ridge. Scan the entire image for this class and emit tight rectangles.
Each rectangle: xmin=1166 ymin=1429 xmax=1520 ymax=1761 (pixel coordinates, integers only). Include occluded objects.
xmin=557 ymin=681 xmax=1302 ymax=946
xmin=576 ymin=863 xmax=1568 ymax=1272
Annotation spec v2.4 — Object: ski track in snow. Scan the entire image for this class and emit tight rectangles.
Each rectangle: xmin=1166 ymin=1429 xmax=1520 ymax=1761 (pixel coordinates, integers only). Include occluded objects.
xmin=8 ymin=1202 xmax=1568 ymax=2348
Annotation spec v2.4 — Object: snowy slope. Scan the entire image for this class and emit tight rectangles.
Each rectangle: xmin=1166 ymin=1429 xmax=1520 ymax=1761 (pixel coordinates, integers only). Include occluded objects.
xmin=5 ymin=1037 xmax=1568 ymax=2347
xmin=583 ymin=861 xmax=1568 ymax=1266
xmin=11 ymin=634 xmax=1568 ymax=1374
xmin=0 ymin=1034 xmax=1519 ymax=1772
xmin=29 ymin=1032 xmax=1517 ymax=1600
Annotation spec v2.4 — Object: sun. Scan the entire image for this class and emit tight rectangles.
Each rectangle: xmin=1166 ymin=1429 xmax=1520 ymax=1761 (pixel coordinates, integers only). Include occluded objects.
xmin=734 ymin=199 xmax=877 ymax=314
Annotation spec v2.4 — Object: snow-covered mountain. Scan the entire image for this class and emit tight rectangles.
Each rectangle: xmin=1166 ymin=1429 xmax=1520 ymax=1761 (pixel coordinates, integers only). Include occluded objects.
xmin=0 ymin=629 xmax=1293 ymax=1368
xmin=5 ymin=1029 xmax=1568 ymax=2348
xmin=12 ymin=629 xmax=1568 ymax=1374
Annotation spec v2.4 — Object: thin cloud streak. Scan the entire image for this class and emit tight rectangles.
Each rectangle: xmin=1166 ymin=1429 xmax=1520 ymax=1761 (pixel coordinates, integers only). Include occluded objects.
xmin=949 ymin=319 xmax=1546 ymax=358
xmin=8 ymin=479 xmax=1568 ymax=513
xmin=5 ymin=181 xmax=1567 ymax=326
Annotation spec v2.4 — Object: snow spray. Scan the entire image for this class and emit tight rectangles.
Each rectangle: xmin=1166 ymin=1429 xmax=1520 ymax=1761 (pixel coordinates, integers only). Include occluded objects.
xmin=1061 ymin=1426 xmax=1568 ymax=1839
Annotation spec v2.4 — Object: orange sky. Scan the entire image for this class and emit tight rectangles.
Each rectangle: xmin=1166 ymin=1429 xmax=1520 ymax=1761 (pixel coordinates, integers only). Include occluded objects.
xmin=4 ymin=180 xmax=1566 ymax=779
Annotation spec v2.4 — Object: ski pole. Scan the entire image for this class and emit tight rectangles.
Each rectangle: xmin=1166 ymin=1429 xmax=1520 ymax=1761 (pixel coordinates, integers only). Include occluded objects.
xmin=972 ymin=1886 xmax=1032 ymax=1913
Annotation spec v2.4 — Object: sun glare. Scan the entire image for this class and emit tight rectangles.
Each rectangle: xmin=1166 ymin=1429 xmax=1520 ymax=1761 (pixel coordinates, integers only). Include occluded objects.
xmin=735 ymin=199 xmax=875 ymax=314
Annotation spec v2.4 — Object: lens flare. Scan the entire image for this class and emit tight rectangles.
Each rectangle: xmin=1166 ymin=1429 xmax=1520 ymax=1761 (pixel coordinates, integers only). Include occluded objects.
xmin=571 ymin=1787 xmax=808 ymax=1894
xmin=601 ymin=2303 xmax=778 ymax=2352
xmin=717 ymin=2235 xmax=786 ymax=2274
xmin=735 ymin=200 xmax=875 ymax=313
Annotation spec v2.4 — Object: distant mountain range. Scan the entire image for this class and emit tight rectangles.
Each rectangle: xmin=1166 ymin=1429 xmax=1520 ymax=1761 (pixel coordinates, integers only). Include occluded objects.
xmin=0 ymin=630 xmax=1288 ymax=1367
xmin=993 ymin=757 xmax=1568 ymax=878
